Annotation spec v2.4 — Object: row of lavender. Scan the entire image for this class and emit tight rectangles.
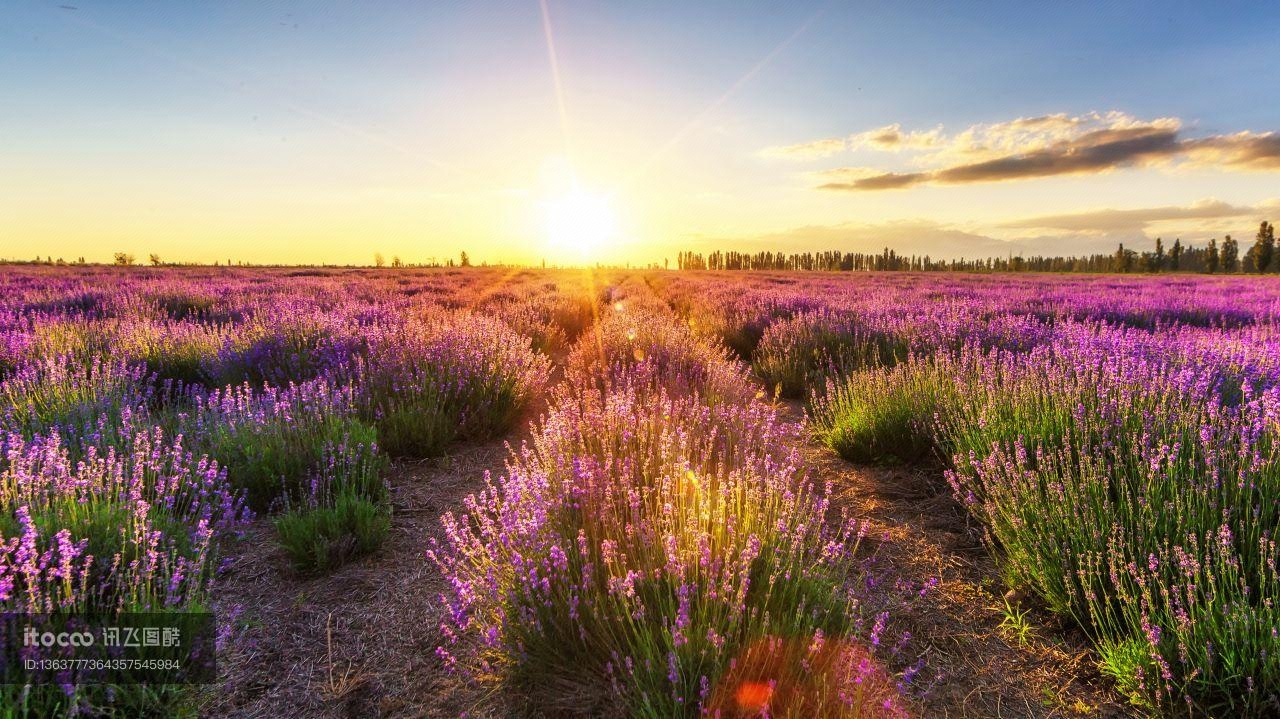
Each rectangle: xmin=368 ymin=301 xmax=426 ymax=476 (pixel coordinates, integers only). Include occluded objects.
xmin=0 ymin=267 xmax=580 ymax=715
xmin=430 ymin=277 xmax=920 ymax=717
xmin=655 ymin=271 xmax=1280 ymax=716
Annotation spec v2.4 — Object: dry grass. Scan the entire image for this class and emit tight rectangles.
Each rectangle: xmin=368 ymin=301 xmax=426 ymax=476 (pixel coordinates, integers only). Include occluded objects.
xmin=205 ymin=439 xmax=516 ymax=718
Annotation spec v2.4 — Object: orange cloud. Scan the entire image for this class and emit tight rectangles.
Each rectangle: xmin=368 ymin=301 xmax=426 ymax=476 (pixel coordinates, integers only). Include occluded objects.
xmin=769 ymin=111 xmax=1280 ymax=190
xmin=1000 ymin=198 xmax=1273 ymax=233
xmin=848 ymin=123 xmax=944 ymax=152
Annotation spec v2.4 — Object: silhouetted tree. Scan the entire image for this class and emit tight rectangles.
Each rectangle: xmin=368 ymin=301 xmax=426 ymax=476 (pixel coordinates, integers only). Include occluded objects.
xmin=674 ymin=223 xmax=1272 ymax=275
xmin=374 ymin=252 xmax=385 ymax=268
xmin=1246 ymin=222 xmax=1275 ymax=273
xmin=459 ymin=251 xmax=471 ymax=267
xmin=113 ymin=252 xmax=135 ymax=266
xmin=1222 ymin=235 xmax=1239 ymax=272
xmin=1115 ymin=243 xmax=1134 ymax=273
xmin=1260 ymin=221 xmax=1276 ymax=273
xmin=149 ymin=253 xmax=162 ymax=267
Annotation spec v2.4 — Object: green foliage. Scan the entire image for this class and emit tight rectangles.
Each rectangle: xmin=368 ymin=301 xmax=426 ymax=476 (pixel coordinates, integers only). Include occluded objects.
xmin=123 ymin=324 xmax=225 ymax=386
xmin=207 ymin=315 xmax=340 ymax=387
xmin=364 ymin=395 xmax=457 ymax=458
xmin=430 ymin=367 xmax=901 ymax=717
xmin=198 ymin=414 xmax=378 ymax=512
xmin=269 ymin=430 xmax=390 ymax=573
xmin=355 ymin=314 xmax=550 ymax=458
xmin=150 ymin=292 xmax=218 ymax=321
xmin=1097 ymin=638 xmax=1157 ymax=710
xmin=0 ymin=684 xmax=200 ymax=719
xmin=937 ymin=346 xmax=1280 ymax=715
xmin=0 ymin=357 xmax=146 ymax=445
xmin=809 ymin=359 xmax=953 ymax=464
xmin=274 ymin=491 xmax=390 ymax=573
xmin=754 ymin=312 xmax=906 ymax=399
xmin=997 ymin=599 xmax=1035 ymax=647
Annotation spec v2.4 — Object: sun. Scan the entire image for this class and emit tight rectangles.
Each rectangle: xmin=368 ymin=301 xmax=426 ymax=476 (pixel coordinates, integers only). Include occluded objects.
xmin=542 ymin=185 xmax=619 ymax=262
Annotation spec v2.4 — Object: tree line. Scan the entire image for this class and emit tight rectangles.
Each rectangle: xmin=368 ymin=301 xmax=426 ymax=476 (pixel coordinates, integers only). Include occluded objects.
xmin=677 ymin=221 xmax=1277 ymax=274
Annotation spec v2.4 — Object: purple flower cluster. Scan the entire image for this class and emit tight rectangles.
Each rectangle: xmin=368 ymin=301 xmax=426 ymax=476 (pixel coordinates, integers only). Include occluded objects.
xmin=0 ymin=427 xmax=247 ymax=613
xmin=351 ymin=309 xmax=552 ymax=457
xmin=0 ymin=265 xmax=582 ymax=711
xmin=430 ymin=282 xmax=913 ymax=717
xmin=684 ymin=271 xmax=1280 ymax=716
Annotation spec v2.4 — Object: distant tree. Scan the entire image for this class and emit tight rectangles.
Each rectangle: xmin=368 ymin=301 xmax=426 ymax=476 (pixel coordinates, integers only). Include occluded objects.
xmin=1246 ymin=222 xmax=1275 ymax=273
xmin=1222 ymin=235 xmax=1239 ymax=272
xmin=374 ymin=252 xmax=385 ymax=268
xmin=1260 ymin=221 xmax=1277 ymax=273
xmin=1115 ymin=243 xmax=1131 ymax=272
xmin=113 ymin=252 xmax=135 ymax=266
xmin=391 ymin=255 xmax=402 ymax=268
xmin=459 ymin=251 xmax=471 ymax=267
xmin=149 ymin=253 xmax=162 ymax=267
xmin=673 ymin=220 xmax=1271 ymax=275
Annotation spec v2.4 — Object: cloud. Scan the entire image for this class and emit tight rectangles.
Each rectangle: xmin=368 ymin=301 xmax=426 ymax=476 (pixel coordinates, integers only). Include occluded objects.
xmin=759 ymin=137 xmax=847 ymax=159
xmin=812 ymin=166 xmax=922 ymax=189
xmin=775 ymin=111 xmax=1280 ymax=190
xmin=1001 ymin=198 xmax=1266 ymax=233
xmin=848 ymin=123 xmax=944 ymax=152
xmin=1182 ymin=132 xmax=1280 ymax=170
xmin=922 ymin=111 xmax=1176 ymax=163
xmin=760 ymin=123 xmax=944 ymax=160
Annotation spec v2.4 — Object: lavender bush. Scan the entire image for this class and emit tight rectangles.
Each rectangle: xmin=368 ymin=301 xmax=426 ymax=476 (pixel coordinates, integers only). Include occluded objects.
xmin=430 ymin=299 xmax=913 ymax=717
xmin=353 ymin=311 xmax=551 ymax=457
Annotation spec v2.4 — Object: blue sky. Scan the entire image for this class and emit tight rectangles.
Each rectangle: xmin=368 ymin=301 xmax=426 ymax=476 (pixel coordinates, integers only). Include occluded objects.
xmin=2 ymin=1 xmax=1278 ymax=264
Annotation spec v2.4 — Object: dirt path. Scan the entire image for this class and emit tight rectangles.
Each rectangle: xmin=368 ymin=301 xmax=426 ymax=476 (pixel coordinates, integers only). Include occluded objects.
xmin=206 ymin=439 xmax=513 ymax=719
xmin=779 ymin=400 xmax=1135 ymax=719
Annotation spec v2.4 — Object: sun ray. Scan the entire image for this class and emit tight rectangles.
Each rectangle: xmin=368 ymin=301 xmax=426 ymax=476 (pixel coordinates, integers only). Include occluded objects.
xmin=623 ymin=3 xmax=831 ymax=188
xmin=539 ymin=0 xmax=574 ymax=159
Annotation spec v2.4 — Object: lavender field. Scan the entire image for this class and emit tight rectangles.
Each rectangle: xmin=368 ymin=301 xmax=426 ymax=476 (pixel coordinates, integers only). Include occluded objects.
xmin=2 ymin=265 xmax=1278 ymax=717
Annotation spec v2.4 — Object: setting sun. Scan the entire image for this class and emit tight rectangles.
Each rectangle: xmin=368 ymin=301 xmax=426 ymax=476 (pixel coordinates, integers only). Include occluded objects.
xmin=542 ymin=185 xmax=619 ymax=262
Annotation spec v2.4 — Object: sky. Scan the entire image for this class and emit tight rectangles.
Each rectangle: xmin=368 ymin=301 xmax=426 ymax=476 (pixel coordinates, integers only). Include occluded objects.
xmin=2 ymin=1 xmax=1279 ymax=266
